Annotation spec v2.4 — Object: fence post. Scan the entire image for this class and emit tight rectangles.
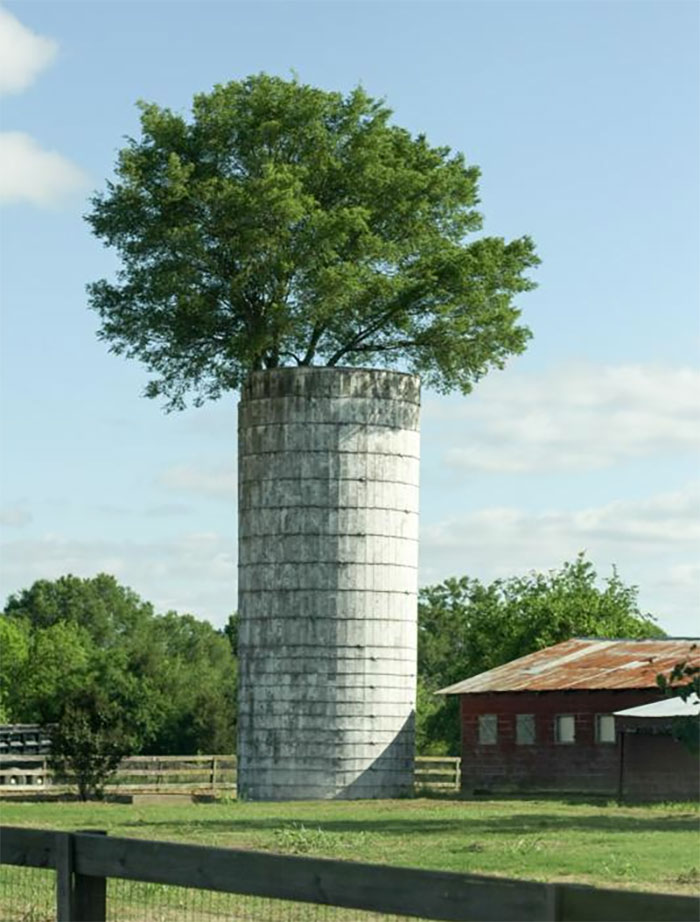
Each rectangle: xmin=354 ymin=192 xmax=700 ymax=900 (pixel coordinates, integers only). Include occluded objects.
xmin=55 ymin=832 xmax=74 ymax=921
xmin=74 ymin=829 xmax=107 ymax=922
xmin=210 ymin=756 xmax=218 ymax=791
xmin=544 ymin=883 xmax=561 ymax=921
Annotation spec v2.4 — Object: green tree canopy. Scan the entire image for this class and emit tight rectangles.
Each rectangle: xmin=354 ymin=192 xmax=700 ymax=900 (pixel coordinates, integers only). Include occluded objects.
xmin=86 ymin=74 xmax=539 ymax=409
xmin=4 ymin=573 xmax=154 ymax=648
xmin=2 ymin=574 xmax=237 ymax=755
xmin=416 ymin=554 xmax=664 ymax=755
xmin=0 ymin=617 xmax=29 ymax=723
xmin=49 ymin=683 xmax=143 ymax=800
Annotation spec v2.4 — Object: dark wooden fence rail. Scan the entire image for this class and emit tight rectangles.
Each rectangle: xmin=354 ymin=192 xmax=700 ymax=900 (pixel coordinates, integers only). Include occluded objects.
xmin=1 ymin=826 xmax=697 ymax=922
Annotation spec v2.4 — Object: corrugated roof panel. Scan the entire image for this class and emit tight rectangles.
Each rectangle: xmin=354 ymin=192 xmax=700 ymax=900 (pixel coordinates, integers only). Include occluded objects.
xmin=614 ymin=694 xmax=700 ymax=718
xmin=438 ymin=638 xmax=700 ymax=694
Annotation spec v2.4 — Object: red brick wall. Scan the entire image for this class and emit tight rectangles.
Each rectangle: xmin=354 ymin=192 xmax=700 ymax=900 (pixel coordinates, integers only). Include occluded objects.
xmin=459 ymin=690 xmax=661 ymax=795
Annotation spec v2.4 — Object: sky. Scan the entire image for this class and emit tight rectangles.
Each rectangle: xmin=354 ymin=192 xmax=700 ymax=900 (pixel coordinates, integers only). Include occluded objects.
xmin=0 ymin=0 xmax=698 ymax=635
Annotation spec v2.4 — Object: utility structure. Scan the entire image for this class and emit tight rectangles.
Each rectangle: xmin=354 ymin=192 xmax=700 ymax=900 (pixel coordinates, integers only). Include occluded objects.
xmin=237 ymin=367 xmax=419 ymax=800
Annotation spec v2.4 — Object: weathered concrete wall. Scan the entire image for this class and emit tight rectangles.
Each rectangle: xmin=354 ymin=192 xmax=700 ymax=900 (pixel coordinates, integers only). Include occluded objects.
xmin=237 ymin=367 xmax=420 ymax=800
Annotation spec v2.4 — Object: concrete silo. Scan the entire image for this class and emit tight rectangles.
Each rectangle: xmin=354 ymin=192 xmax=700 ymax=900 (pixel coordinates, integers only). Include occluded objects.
xmin=237 ymin=367 xmax=419 ymax=800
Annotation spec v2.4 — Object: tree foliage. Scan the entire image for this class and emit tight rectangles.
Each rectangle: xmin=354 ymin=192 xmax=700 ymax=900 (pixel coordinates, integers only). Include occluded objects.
xmin=49 ymin=685 xmax=141 ymax=801
xmin=417 ymin=554 xmax=664 ymax=754
xmin=86 ymin=74 xmax=539 ymax=409
xmin=0 ymin=617 xmax=29 ymax=723
xmin=1 ymin=575 xmax=237 ymax=758
xmin=656 ymin=645 xmax=700 ymax=755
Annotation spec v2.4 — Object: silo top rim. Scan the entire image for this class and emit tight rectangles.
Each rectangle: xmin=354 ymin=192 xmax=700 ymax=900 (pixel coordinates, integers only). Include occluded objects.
xmin=246 ymin=367 xmax=420 ymax=380
xmin=241 ymin=367 xmax=421 ymax=404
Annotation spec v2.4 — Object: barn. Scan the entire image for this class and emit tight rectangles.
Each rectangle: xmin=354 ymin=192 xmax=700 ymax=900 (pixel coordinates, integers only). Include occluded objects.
xmin=438 ymin=637 xmax=700 ymax=798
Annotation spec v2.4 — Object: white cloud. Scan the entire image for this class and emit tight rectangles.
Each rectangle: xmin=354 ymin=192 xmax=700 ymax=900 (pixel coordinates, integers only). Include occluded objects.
xmin=159 ymin=463 xmax=237 ymax=499
xmin=0 ymin=6 xmax=57 ymax=95
xmin=425 ymin=363 xmax=700 ymax=473
xmin=0 ymin=131 xmax=89 ymax=207
xmin=0 ymin=531 xmax=236 ymax=626
xmin=419 ymin=482 xmax=700 ymax=636
xmin=422 ymin=484 xmax=700 ymax=556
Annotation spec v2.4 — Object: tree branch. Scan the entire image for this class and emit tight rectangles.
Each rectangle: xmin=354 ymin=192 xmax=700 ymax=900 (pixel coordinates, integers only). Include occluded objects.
xmin=324 ymin=291 xmax=427 ymax=366
xmin=300 ymin=322 xmax=327 ymax=366
xmin=327 ymin=339 xmax=423 ymax=364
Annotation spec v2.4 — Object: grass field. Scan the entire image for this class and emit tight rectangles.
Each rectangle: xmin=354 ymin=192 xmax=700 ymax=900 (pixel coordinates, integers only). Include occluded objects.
xmin=2 ymin=795 xmax=699 ymax=898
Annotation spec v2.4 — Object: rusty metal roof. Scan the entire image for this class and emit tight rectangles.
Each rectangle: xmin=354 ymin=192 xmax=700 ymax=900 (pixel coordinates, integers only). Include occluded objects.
xmin=438 ymin=638 xmax=700 ymax=694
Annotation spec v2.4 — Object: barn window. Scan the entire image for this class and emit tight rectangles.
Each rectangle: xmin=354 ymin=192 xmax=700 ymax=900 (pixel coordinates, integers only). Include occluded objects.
xmin=478 ymin=714 xmax=498 ymax=745
xmin=516 ymin=714 xmax=535 ymax=745
xmin=596 ymin=714 xmax=616 ymax=743
xmin=555 ymin=715 xmax=576 ymax=744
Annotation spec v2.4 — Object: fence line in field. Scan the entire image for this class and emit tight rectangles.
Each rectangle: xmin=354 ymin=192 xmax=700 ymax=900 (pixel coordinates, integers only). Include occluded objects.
xmin=0 ymin=754 xmax=461 ymax=795
xmin=2 ymin=825 xmax=697 ymax=922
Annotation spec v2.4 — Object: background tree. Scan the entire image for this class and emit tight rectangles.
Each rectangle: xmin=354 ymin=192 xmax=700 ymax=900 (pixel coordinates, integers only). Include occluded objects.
xmin=4 ymin=572 xmax=155 ymax=647
xmin=1 ymin=574 xmax=237 ymax=756
xmin=656 ymin=644 xmax=700 ymax=755
xmin=145 ymin=612 xmax=237 ymax=754
xmin=86 ymin=74 xmax=539 ymax=409
xmin=417 ymin=554 xmax=664 ymax=754
xmin=49 ymin=683 xmax=142 ymax=801
xmin=0 ymin=617 xmax=29 ymax=722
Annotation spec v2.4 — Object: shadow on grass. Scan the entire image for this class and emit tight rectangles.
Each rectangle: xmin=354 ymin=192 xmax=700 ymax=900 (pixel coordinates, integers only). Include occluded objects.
xmin=121 ymin=809 xmax=699 ymax=837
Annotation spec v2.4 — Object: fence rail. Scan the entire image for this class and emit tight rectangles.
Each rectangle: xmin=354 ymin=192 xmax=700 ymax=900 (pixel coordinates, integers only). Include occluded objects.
xmin=1 ymin=826 xmax=697 ymax=922
xmin=0 ymin=754 xmax=461 ymax=794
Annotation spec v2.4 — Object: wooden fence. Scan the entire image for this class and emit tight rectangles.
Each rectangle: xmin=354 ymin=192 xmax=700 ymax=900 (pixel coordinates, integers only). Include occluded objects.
xmin=1 ymin=826 xmax=697 ymax=922
xmin=414 ymin=756 xmax=461 ymax=791
xmin=0 ymin=754 xmax=460 ymax=795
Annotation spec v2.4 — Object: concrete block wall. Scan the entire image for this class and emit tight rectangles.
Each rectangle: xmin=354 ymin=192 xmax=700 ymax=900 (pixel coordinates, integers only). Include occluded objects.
xmin=237 ymin=367 xmax=420 ymax=800
xmin=619 ymin=729 xmax=700 ymax=801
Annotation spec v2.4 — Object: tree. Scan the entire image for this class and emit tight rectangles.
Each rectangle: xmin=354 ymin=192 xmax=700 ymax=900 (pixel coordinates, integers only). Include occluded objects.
xmin=144 ymin=612 xmax=237 ymax=754
xmin=86 ymin=74 xmax=539 ymax=410
xmin=2 ymin=575 xmax=238 ymax=755
xmin=656 ymin=645 xmax=700 ymax=754
xmin=4 ymin=573 xmax=155 ymax=647
xmin=14 ymin=621 xmax=94 ymax=725
xmin=223 ymin=613 xmax=238 ymax=656
xmin=417 ymin=554 xmax=664 ymax=754
xmin=49 ymin=683 xmax=141 ymax=800
xmin=0 ymin=617 xmax=29 ymax=722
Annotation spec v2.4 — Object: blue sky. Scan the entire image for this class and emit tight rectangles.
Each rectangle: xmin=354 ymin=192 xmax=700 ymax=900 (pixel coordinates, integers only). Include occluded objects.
xmin=1 ymin=1 xmax=698 ymax=634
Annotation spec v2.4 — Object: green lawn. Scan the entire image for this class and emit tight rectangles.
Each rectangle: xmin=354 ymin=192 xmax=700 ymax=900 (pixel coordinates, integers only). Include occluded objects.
xmin=1 ymin=795 xmax=698 ymax=898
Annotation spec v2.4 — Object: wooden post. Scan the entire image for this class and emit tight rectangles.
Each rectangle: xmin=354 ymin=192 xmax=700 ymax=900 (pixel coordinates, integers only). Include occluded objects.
xmin=210 ymin=756 xmax=218 ymax=791
xmin=617 ymin=730 xmax=626 ymax=804
xmin=544 ymin=883 xmax=561 ymax=921
xmin=74 ymin=830 xmax=107 ymax=921
xmin=55 ymin=832 xmax=74 ymax=922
